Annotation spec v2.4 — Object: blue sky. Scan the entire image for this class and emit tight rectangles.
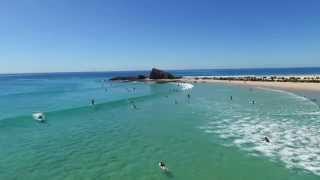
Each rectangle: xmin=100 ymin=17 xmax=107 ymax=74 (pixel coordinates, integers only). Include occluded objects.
xmin=0 ymin=0 xmax=319 ymax=73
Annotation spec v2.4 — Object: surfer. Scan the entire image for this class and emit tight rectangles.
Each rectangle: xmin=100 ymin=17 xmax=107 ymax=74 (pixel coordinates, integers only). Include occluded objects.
xmin=263 ymin=136 xmax=270 ymax=143
xmin=159 ymin=161 xmax=168 ymax=171
xmin=129 ymin=100 xmax=137 ymax=109
xmin=187 ymin=94 xmax=191 ymax=104
xmin=91 ymin=99 xmax=95 ymax=106
xmin=32 ymin=112 xmax=45 ymax=123
xmin=230 ymin=96 xmax=233 ymax=100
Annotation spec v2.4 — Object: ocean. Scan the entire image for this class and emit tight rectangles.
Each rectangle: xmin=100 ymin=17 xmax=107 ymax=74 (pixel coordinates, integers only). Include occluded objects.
xmin=1 ymin=67 xmax=320 ymax=180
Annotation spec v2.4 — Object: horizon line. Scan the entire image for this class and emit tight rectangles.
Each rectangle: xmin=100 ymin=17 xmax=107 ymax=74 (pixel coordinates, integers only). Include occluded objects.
xmin=1 ymin=66 xmax=320 ymax=75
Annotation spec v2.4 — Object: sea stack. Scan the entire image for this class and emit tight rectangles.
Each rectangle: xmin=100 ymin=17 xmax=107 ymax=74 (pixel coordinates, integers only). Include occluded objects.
xmin=109 ymin=68 xmax=179 ymax=81
xmin=149 ymin=68 xmax=177 ymax=79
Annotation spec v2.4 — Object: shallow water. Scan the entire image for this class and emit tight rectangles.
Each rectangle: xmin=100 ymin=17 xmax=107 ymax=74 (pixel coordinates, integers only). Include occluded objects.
xmin=0 ymin=75 xmax=320 ymax=179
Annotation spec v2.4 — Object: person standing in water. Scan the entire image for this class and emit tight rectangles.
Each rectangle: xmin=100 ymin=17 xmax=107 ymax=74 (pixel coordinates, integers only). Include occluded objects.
xmin=230 ymin=96 xmax=233 ymax=101
xmin=91 ymin=99 xmax=95 ymax=106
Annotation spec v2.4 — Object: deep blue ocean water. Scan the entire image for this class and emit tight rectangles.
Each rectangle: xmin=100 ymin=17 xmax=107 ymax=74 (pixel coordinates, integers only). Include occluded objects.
xmin=1 ymin=67 xmax=320 ymax=80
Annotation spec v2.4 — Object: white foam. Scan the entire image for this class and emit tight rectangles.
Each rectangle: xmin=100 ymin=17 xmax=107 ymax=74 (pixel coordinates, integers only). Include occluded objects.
xmin=201 ymin=112 xmax=320 ymax=175
xmin=175 ymin=83 xmax=194 ymax=90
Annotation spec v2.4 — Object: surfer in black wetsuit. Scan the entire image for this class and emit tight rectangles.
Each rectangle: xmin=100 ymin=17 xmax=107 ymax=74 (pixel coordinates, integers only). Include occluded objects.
xmin=132 ymin=103 xmax=137 ymax=109
xmin=91 ymin=99 xmax=95 ymax=106
xmin=187 ymin=94 xmax=191 ymax=103
xmin=129 ymin=100 xmax=137 ymax=109
xmin=263 ymin=136 xmax=270 ymax=143
xmin=159 ymin=161 xmax=167 ymax=170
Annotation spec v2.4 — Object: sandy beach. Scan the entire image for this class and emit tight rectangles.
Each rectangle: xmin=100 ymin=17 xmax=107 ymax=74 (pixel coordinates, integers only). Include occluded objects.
xmin=175 ymin=77 xmax=320 ymax=106
xmin=179 ymin=78 xmax=320 ymax=92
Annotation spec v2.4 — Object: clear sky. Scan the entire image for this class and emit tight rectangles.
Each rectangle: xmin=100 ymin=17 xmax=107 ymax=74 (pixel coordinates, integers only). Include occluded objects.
xmin=0 ymin=0 xmax=319 ymax=73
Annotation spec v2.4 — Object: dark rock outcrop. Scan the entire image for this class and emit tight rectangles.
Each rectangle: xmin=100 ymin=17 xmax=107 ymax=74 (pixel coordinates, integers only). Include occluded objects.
xmin=110 ymin=75 xmax=146 ymax=81
xmin=149 ymin=68 xmax=177 ymax=79
xmin=109 ymin=68 xmax=179 ymax=81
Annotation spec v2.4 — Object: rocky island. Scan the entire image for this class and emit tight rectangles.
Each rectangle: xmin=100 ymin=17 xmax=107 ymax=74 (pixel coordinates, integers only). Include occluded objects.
xmin=110 ymin=68 xmax=180 ymax=82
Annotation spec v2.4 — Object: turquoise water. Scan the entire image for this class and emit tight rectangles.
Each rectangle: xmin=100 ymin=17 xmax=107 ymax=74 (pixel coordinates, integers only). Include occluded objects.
xmin=1 ymin=76 xmax=320 ymax=179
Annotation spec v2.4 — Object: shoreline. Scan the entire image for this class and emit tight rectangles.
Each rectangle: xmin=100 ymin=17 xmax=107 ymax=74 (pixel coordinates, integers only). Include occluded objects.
xmin=177 ymin=78 xmax=320 ymax=106
xmin=179 ymin=78 xmax=320 ymax=92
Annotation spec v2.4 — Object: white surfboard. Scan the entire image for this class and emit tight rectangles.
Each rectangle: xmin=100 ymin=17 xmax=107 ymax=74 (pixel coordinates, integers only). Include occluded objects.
xmin=32 ymin=112 xmax=45 ymax=122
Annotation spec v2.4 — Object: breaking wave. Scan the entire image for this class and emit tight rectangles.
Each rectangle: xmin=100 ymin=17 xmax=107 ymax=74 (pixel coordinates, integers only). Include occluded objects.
xmin=176 ymin=83 xmax=194 ymax=90
xmin=199 ymin=88 xmax=320 ymax=175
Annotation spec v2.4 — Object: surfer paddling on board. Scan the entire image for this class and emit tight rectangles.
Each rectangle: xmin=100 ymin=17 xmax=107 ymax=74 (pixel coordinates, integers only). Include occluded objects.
xmin=263 ymin=136 xmax=270 ymax=143
xmin=159 ymin=161 xmax=168 ymax=171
